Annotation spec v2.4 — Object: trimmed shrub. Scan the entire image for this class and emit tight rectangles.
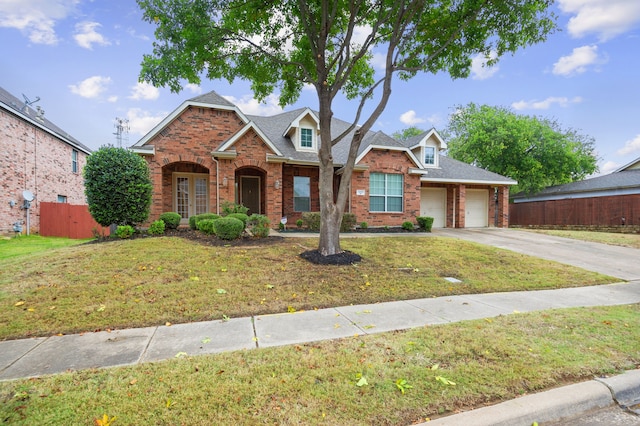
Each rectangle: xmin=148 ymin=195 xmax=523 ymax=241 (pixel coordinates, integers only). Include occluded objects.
xmin=221 ymin=201 xmax=249 ymax=216
xmin=301 ymin=212 xmax=321 ymax=231
xmin=213 ymin=217 xmax=245 ymax=240
xmin=115 ymin=225 xmax=135 ymax=239
xmin=402 ymin=221 xmax=415 ymax=231
xmin=360 ymin=222 xmax=368 ymax=229
xmin=341 ymin=213 xmax=357 ymax=232
xmin=189 ymin=214 xmax=199 ymax=230
xmin=296 ymin=219 xmax=303 ymax=228
xmin=227 ymin=213 xmax=249 ymax=227
xmin=416 ymin=216 xmax=434 ymax=232
xmin=159 ymin=212 xmax=181 ymax=229
xmin=148 ymin=220 xmax=166 ymax=235
xmin=248 ymin=214 xmax=270 ymax=238
xmin=197 ymin=219 xmax=217 ymax=235
xmin=194 ymin=213 xmax=221 ymax=231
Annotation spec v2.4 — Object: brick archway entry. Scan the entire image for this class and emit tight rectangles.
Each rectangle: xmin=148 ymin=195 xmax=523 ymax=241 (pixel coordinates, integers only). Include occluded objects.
xmin=235 ymin=167 xmax=266 ymax=215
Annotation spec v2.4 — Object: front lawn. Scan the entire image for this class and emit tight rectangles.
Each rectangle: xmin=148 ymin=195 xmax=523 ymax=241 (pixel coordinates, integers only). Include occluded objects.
xmin=1 ymin=304 xmax=638 ymax=425
xmin=523 ymin=229 xmax=640 ymax=249
xmin=0 ymin=235 xmax=616 ymax=340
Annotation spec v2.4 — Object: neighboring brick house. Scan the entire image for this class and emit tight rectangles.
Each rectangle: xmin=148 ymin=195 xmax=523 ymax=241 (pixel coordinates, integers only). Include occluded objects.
xmin=131 ymin=91 xmax=515 ymax=229
xmin=510 ymin=157 xmax=640 ymax=227
xmin=1 ymin=86 xmax=91 ymax=235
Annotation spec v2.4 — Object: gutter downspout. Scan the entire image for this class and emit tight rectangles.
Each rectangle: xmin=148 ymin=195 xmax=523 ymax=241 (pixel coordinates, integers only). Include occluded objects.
xmin=211 ymin=156 xmax=220 ymax=215
xmin=452 ymin=187 xmax=456 ymax=228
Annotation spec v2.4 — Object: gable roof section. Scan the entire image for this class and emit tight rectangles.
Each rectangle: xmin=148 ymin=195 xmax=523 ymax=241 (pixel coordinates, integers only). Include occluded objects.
xmin=132 ymin=91 xmax=250 ymax=148
xmin=282 ymin=108 xmax=320 ymax=137
xmin=400 ymin=128 xmax=448 ymax=151
xmin=0 ymin=86 xmax=91 ymax=154
xmin=216 ymin=121 xmax=283 ymax=156
xmin=512 ymin=169 xmax=640 ymax=202
xmin=355 ymin=131 xmax=422 ymax=168
xmin=614 ymin=156 xmax=640 ymax=172
xmin=420 ymin=156 xmax=517 ymax=185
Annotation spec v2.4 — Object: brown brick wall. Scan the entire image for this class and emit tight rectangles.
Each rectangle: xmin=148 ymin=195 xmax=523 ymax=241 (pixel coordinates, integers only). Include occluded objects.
xmin=1 ymin=109 xmax=88 ymax=235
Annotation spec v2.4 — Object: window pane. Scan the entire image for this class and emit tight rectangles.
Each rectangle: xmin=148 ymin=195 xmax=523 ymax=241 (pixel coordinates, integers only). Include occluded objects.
xmin=369 ymin=173 xmax=385 ymax=195
xmin=294 ymin=176 xmax=310 ymax=211
xmin=387 ymin=174 xmax=403 ymax=196
xmin=301 ymin=128 xmax=313 ymax=148
xmin=424 ymin=147 xmax=435 ymax=165
xmin=294 ymin=198 xmax=310 ymax=212
xmin=195 ymin=178 xmax=208 ymax=215
xmin=387 ymin=196 xmax=403 ymax=212
xmin=370 ymin=196 xmax=385 ymax=212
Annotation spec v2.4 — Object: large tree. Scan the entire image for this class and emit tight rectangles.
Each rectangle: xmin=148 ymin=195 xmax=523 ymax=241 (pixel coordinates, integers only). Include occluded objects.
xmin=137 ymin=0 xmax=556 ymax=256
xmin=444 ymin=103 xmax=598 ymax=194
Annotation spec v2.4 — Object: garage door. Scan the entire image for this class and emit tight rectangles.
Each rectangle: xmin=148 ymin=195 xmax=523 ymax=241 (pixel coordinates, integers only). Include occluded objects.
xmin=420 ymin=188 xmax=446 ymax=228
xmin=465 ymin=189 xmax=489 ymax=227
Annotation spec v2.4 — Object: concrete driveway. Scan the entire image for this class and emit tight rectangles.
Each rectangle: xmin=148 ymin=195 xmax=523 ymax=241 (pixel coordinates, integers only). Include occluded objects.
xmin=433 ymin=228 xmax=640 ymax=281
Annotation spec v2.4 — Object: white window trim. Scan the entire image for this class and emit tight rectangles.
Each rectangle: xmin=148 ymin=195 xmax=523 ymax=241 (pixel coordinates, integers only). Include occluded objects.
xmin=424 ymin=146 xmax=436 ymax=167
xmin=297 ymin=127 xmax=317 ymax=152
xmin=369 ymin=173 xmax=404 ymax=213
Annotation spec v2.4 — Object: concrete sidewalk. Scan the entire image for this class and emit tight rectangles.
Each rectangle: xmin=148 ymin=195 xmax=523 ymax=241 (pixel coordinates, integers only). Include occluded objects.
xmin=2 ymin=281 xmax=639 ymax=381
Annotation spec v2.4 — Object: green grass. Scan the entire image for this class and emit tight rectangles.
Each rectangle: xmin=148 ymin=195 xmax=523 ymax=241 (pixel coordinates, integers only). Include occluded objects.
xmin=0 ymin=235 xmax=88 ymax=260
xmin=1 ymin=304 xmax=638 ymax=425
xmin=523 ymin=229 xmax=640 ymax=249
xmin=0 ymin=236 xmax=616 ymax=340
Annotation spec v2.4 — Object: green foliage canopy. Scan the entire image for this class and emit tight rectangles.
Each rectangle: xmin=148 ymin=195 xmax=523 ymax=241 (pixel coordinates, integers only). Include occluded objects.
xmin=136 ymin=0 xmax=557 ymax=255
xmin=84 ymin=147 xmax=153 ymax=227
xmin=444 ymin=103 xmax=598 ymax=194
xmin=392 ymin=127 xmax=425 ymax=141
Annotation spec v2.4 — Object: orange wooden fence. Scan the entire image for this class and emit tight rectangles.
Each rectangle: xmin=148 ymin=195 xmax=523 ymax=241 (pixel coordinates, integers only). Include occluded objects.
xmin=40 ymin=202 xmax=109 ymax=239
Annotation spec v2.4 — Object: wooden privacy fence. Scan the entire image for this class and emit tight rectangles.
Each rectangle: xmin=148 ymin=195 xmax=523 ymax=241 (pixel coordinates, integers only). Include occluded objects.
xmin=509 ymin=193 xmax=640 ymax=226
xmin=40 ymin=202 xmax=109 ymax=239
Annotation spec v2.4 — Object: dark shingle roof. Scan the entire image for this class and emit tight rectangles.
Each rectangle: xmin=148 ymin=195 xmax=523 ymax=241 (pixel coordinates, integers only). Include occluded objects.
xmin=0 ymin=86 xmax=91 ymax=154
xmin=188 ymin=91 xmax=236 ymax=107
xmin=427 ymin=156 xmax=517 ymax=184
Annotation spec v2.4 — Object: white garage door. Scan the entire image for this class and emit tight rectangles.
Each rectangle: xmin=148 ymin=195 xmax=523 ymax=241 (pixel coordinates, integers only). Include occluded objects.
xmin=465 ymin=189 xmax=489 ymax=228
xmin=420 ymin=188 xmax=446 ymax=228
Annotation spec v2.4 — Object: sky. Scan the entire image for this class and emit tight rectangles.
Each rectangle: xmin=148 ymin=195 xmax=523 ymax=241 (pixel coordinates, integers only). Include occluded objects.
xmin=1 ymin=0 xmax=640 ymax=175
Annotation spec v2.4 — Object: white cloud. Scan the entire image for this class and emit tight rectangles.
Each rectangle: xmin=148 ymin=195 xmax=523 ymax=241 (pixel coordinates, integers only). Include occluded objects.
xmin=558 ymin=0 xmax=640 ymax=41
xmin=617 ymin=134 xmax=640 ymax=156
xmin=600 ymin=160 xmax=621 ymax=175
xmin=0 ymin=0 xmax=77 ymax=45
xmin=107 ymin=95 xmax=118 ymax=103
xmin=129 ymin=82 xmax=160 ymax=101
xmin=511 ymin=96 xmax=583 ymax=111
xmin=222 ymin=94 xmax=283 ymax=116
xmin=553 ymin=45 xmax=603 ymax=76
xmin=126 ymin=108 xmax=166 ymax=136
xmin=69 ymin=76 xmax=111 ymax=99
xmin=470 ymin=51 xmax=499 ymax=80
xmin=399 ymin=110 xmax=426 ymax=126
xmin=73 ymin=21 xmax=110 ymax=49
xmin=185 ymin=83 xmax=202 ymax=94
xmin=370 ymin=52 xmax=387 ymax=71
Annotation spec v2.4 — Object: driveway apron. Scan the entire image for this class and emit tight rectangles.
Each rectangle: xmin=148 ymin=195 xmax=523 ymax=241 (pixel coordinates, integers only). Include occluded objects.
xmin=434 ymin=228 xmax=640 ymax=281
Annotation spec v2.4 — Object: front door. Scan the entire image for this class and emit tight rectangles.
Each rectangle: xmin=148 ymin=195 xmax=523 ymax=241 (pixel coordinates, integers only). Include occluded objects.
xmin=174 ymin=173 xmax=209 ymax=221
xmin=240 ymin=176 xmax=260 ymax=215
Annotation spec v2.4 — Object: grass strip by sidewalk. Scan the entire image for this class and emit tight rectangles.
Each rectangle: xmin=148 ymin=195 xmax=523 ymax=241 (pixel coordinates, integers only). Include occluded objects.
xmin=0 ymin=236 xmax=616 ymax=340
xmin=522 ymin=229 xmax=640 ymax=249
xmin=1 ymin=304 xmax=638 ymax=425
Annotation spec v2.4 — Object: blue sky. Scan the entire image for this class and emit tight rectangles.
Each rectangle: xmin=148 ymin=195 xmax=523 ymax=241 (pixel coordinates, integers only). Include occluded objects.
xmin=1 ymin=0 xmax=640 ymax=175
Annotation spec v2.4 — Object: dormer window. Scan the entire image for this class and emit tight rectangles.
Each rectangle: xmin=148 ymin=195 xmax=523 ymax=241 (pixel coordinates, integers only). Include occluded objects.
xmin=300 ymin=128 xmax=313 ymax=148
xmin=424 ymin=146 xmax=435 ymax=165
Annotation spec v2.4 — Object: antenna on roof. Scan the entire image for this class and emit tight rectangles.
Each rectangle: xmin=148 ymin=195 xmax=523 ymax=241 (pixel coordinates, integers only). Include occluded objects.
xmin=21 ymin=94 xmax=40 ymax=113
xmin=114 ymin=117 xmax=130 ymax=148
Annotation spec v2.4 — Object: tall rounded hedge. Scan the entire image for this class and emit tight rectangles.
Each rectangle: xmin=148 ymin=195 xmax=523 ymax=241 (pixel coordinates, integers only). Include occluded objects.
xmin=212 ymin=217 xmax=245 ymax=240
xmin=159 ymin=212 xmax=181 ymax=229
xmin=84 ymin=147 xmax=152 ymax=227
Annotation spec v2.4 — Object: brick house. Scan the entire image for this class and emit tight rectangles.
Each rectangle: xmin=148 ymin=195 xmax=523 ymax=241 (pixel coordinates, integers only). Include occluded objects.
xmin=131 ymin=91 xmax=515 ymax=229
xmin=1 ymin=86 xmax=91 ymax=235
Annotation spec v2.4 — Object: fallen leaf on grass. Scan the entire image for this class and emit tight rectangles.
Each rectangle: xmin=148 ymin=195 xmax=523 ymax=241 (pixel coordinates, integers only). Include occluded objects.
xmin=435 ymin=376 xmax=456 ymax=386
xmin=216 ymin=288 xmax=227 ymax=294
xmin=14 ymin=301 xmax=25 ymax=307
